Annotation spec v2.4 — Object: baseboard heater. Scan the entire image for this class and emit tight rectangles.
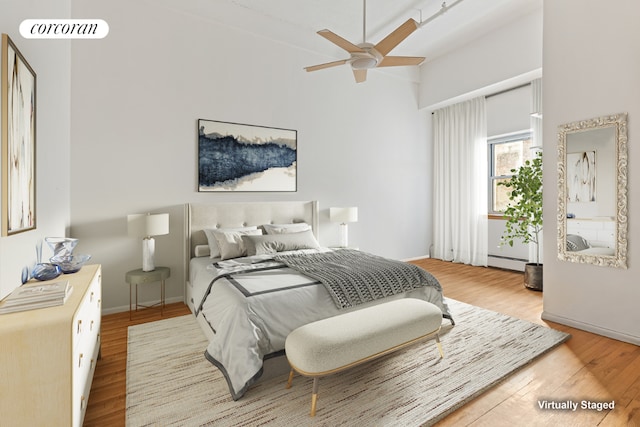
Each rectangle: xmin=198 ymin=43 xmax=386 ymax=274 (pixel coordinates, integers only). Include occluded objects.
xmin=487 ymin=254 xmax=528 ymax=271
xmin=488 ymin=255 xmax=528 ymax=262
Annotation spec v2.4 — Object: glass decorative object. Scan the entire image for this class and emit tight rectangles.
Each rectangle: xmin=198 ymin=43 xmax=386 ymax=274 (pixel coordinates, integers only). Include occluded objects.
xmin=45 ymin=237 xmax=79 ymax=257
xmin=50 ymin=254 xmax=92 ymax=274
xmin=32 ymin=263 xmax=62 ymax=281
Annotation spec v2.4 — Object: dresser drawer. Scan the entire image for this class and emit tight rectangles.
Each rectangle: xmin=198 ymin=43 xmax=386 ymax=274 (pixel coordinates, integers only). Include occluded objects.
xmin=72 ymin=270 xmax=102 ymax=427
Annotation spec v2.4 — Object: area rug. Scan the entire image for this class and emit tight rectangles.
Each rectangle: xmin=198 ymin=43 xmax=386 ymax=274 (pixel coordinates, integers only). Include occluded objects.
xmin=126 ymin=299 xmax=570 ymax=426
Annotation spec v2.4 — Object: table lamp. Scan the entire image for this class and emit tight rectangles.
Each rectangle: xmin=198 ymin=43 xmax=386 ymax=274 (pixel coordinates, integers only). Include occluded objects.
xmin=128 ymin=213 xmax=169 ymax=271
xmin=329 ymin=207 xmax=358 ymax=248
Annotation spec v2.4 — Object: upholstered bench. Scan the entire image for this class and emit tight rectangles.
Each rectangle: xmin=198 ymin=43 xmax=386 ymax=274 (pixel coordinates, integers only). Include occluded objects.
xmin=284 ymin=298 xmax=444 ymax=416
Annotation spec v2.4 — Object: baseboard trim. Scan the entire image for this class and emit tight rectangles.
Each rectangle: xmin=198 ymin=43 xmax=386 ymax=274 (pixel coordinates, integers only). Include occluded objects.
xmin=101 ymin=295 xmax=185 ymax=315
xmin=402 ymin=254 xmax=430 ymax=262
xmin=541 ymin=311 xmax=640 ymax=346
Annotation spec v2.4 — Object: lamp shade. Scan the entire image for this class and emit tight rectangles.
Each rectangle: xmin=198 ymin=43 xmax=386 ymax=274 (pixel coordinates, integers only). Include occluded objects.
xmin=329 ymin=207 xmax=358 ymax=223
xmin=127 ymin=213 xmax=169 ymax=237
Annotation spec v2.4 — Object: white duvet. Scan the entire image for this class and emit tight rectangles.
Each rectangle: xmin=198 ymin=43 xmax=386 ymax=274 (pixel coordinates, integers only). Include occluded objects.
xmin=191 ymin=249 xmax=451 ymax=400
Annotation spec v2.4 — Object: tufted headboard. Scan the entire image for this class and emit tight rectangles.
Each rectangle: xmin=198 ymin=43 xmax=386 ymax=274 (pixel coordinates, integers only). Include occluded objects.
xmin=184 ymin=201 xmax=319 ymax=279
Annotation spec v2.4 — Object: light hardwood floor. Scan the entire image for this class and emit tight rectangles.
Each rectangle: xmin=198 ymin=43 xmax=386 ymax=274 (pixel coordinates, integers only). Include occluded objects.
xmin=84 ymin=259 xmax=640 ymax=426
xmin=84 ymin=303 xmax=191 ymax=426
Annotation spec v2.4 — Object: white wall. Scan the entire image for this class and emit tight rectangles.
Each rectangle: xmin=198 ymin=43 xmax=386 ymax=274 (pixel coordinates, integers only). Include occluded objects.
xmin=0 ymin=0 xmax=71 ymax=299
xmin=70 ymin=0 xmax=430 ymax=311
xmin=566 ymin=127 xmax=616 ymax=219
xmin=419 ymin=8 xmax=542 ymax=111
xmin=542 ymin=0 xmax=640 ymax=344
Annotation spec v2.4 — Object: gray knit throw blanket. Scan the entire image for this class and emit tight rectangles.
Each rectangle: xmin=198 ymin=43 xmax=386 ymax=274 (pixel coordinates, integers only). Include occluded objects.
xmin=274 ymin=249 xmax=442 ymax=309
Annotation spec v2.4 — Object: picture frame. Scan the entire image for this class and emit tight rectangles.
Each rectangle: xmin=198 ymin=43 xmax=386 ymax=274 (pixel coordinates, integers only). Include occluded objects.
xmin=1 ymin=34 xmax=36 ymax=236
xmin=567 ymin=150 xmax=596 ymax=202
xmin=198 ymin=119 xmax=297 ymax=192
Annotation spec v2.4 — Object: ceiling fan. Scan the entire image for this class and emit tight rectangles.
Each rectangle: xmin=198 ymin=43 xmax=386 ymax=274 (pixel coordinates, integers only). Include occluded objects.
xmin=304 ymin=0 xmax=425 ymax=83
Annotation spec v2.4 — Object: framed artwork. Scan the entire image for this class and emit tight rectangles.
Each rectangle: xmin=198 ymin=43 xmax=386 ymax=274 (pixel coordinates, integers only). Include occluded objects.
xmin=567 ymin=151 xmax=596 ymax=202
xmin=1 ymin=34 xmax=37 ymax=236
xmin=198 ymin=119 xmax=297 ymax=192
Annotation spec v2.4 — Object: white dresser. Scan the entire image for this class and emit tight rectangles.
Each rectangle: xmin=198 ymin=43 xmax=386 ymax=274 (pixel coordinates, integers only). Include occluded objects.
xmin=0 ymin=264 xmax=101 ymax=427
xmin=567 ymin=218 xmax=615 ymax=248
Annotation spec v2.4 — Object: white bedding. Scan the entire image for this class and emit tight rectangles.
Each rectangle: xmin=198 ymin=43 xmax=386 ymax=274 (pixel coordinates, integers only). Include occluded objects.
xmin=191 ymin=249 xmax=451 ymax=400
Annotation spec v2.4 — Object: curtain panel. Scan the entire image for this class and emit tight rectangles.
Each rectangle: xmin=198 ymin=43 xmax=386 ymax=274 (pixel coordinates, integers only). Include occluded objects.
xmin=529 ymin=78 xmax=543 ymax=263
xmin=432 ymin=97 xmax=488 ymax=266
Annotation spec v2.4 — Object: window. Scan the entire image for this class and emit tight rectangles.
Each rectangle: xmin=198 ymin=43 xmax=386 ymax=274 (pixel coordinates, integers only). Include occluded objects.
xmin=488 ymin=131 xmax=533 ymax=214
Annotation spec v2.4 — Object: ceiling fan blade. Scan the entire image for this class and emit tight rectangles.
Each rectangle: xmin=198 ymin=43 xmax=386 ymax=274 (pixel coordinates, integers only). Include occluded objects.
xmin=378 ymin=56 xmax=425 ymax=67
xmin=317 ymin=29 xmax=365 ymax=53
xmin=353 ymin=69 xmax=367 ymax=83
xmin=304 ymin=59 xmax=348 ymax=72
xmin=374 ymin=18 xmax=419 ymax=57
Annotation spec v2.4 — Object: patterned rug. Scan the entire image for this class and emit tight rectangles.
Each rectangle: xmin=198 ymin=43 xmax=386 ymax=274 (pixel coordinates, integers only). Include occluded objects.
xmin=126 ymin=299 xmax=570 ymax=426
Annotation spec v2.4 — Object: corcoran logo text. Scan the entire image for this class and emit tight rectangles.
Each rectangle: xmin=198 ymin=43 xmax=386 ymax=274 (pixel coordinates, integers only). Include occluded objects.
xmin=20 ymin=19 xmax=109 ymax=39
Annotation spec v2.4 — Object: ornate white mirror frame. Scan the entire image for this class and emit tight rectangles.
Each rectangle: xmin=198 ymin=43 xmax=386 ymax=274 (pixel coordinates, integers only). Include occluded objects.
xmin=557 ymin=113 xmax=628 ymax=268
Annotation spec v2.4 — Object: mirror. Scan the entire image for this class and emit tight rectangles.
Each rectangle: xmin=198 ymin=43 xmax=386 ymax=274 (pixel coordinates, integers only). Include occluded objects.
xmin=557 ymin=113 xmax=628 ymax=268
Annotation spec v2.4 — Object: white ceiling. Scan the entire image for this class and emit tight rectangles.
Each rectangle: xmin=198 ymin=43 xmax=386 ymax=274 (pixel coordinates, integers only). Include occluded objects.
xmin=225 ymin=0 xmax=542 ymax=62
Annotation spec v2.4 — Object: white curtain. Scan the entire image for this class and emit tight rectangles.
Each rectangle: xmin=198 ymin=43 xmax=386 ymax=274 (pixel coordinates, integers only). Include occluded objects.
xmin=432 ymin=97 xmax=488 ymax=266
xmin=529 ymin=78 xmax=543 ymax=263
xmin=530 ymin=78 xmax=543 ymax=149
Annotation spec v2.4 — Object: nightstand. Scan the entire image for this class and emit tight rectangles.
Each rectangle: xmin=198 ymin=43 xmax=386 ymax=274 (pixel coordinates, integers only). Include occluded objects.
xmin=126 ymin=266 xmax=170 ymax=319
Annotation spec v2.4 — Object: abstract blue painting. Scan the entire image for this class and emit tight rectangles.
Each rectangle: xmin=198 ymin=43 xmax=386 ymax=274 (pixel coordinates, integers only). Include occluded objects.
xmin=198 ymin=119 xmax=297 ymax=192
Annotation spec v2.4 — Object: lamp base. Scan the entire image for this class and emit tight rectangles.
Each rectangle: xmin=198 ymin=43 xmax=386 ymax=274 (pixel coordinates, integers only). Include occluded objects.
xmin=142 ymin=237 xmax=156 ymax=272
xmin=339 ymin=223 xmax=349 ymax=248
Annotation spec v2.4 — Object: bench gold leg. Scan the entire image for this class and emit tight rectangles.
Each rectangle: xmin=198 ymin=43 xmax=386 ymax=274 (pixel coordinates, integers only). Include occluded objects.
xmin=435 ymin=334 xmax=444 ymax=358
xmin=311 ymin=393 xmax=318 ymax=417
xmin=286 ymin=369 xmax=295 ymax=389
xmin=310 ymin=377 xmax=319 ymax=417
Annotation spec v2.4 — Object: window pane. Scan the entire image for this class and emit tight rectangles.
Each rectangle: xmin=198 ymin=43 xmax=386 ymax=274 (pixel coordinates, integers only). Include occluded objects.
xmin=493 ymin=177 xmax=512 ymax=212
xmin=493 ymin=139 xmax=533 ymax=176
xmin=488 ymin=133 xmax=533 ymax=213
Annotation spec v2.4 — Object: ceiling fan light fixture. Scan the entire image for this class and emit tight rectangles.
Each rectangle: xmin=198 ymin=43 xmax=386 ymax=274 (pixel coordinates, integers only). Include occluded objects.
xmin=351 ymin=56 xmax=378 ymax=70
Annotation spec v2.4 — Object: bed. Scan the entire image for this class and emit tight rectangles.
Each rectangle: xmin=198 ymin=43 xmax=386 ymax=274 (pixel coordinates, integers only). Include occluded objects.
xmin=184 ymin=201 xmax=453 ymax=400
xmin=566 ymin=233 xmax=615 ymax=256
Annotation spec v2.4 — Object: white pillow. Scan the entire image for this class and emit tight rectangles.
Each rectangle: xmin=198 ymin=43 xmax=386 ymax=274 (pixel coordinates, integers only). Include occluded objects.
xmin=213 ymin=229 xmax=263 ymax=260
xmin=203 ymin=226 xmax=258 ymax=258
xmin=194 ymin=245 xmax=211 ymax=258
xmin=263 ymin=223 xmax=311 ymax=235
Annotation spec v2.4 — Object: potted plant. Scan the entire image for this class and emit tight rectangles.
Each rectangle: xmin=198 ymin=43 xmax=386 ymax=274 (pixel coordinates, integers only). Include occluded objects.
xmin=498 ymin=151 xmax=543 ymax=290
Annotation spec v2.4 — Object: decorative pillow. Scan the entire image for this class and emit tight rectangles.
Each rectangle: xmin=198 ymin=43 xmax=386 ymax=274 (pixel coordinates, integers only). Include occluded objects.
xmin=211 ymin=229 xmax=263 ymax=260
xmin=194 ymin=244 xmax=211 ymax=258
xmin=203 ymin=226 xmax=258 ymax=258
xmin=566 ymin=234 xmax=590 ymax=251
xmin=242 ymin=229 xmax=320 ymax=256
xmin=262 ymin=223 xmax=311 ymax=235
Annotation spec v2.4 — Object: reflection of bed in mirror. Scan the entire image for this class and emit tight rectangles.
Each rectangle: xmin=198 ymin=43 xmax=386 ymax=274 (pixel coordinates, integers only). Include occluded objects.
xmin=566 ymin=219 xmax=615 ymax=256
